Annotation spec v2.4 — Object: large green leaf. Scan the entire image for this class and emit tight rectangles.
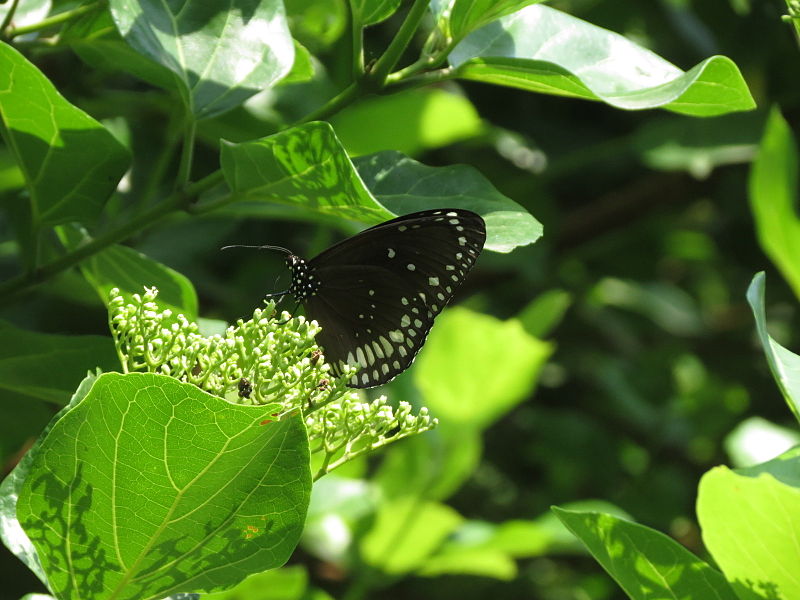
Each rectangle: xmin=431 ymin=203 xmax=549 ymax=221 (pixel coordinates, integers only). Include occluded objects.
xmin=698 ymin=449 xmax=800 ymax=600
xmin=449 ymin=5 xmax=755 ymax=116
xmin=749 ymin=108 xmax=800 ymax=300
xmin=221 ymin=121 xmax=395 ymax=223
xmin=414 ymin=308 xmax=552 ymax=429
xmin=0 ymin=42 xmax=129 ymax=228
xmin=109 ymin=0 xmax=295 ymax=118
xmin=746 ymin=272 xmax=800 ymax=423
xmin=554 ymin=508 xmax=737 ymax=600
xmin=58 ymin=226 xmax=199 ymax=321
xmin=354 ymin=151 xmax=542 ymax=252
xmin=0 ymin=321 xmax=116 ymax=405
xmin=16 ymin=372 xmax=311 ymax=600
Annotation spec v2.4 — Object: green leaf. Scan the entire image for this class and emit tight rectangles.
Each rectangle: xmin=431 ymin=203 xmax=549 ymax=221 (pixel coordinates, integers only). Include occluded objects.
xmin=284 ymin=0 xmax=347 ymax=52
xmin=0 ymin=320 xmax=116 ymax=405
xmin=449 ymin=5 xmax=755 ymax=116
xmin=63 ymin=9 xmax=182 ymax=94
xmin=554 ymin=508 xmax=737 ymax=600
xmin=430 ymin=0 xmax=544 ymax=42
xmin=748 ymin=107 xmax=800 ymax=300
xmin=632 ymin=112 xmax=763 ymax=179
xmin=360 ymin=497 xmax=463 ymax=575
xmin=0 ymin=41 xmax=129 ymax=228
xmin=58 ymin=225 xmax=199 ymax=320
xmin=746 ymin=272 xmax=800 ymax=423
xmin=16 ymin=372 xmax=311 ymax=600
xmin=221 ymin=121 xmax=395 ymax=223
xmin=698 ymin=451 xmax=800 ymax=600
xmin=203 ymin=565 xmax=309 ymax=600
xmin=1 ymin=372 xmax=100 ymax=592
xmin=354 ymin=150 xmax=542 ymax=253
xmin=330 ymin=88 xmax=484 ymax=156
xmin=351 ymin=0 xmax=401 ymax=26
xmin=516 ymin=288 xmax=571 ymax=338
xmin=109 ymin=0 xmax=295 ymax=119
xmin=414 ymin=308 xmax=552 ymax=430
xmin=374 ymin=424 xmax=482 ymax=501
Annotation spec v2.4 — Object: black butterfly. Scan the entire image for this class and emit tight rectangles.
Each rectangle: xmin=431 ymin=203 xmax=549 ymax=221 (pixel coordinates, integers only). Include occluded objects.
xmin=229 ymin=209 xmax=486 ymax=388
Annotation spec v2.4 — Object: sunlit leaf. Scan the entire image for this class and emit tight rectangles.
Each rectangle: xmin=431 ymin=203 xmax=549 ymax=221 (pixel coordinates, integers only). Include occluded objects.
xmin=449 ymin=5 xmax=755 ymax=116
xmin=516 ymin=289 xmax=571 ymax=338
xmin=415 ymin=308 xmax=552 ymax=429
xmin=698 ymin=450 xmax=800 ymax=600
xmin=109 ymin=0 xmax=295 ymax=118
xmin=746 ymin=272 xmax=800 ymax=423
xmin=221 ymin=121 xmax=395 ymax=223
xmin=749 ymin=107 xmax=800 ymax=300
xmin=360 ymin=497 xmax=463 ymax=574
xmin=330 ymin=88 xmax=483 ymax=156
xmin=554 ymin=508 xmax=737 ymax=600
xmin=16 ymin=372 xmax=311 ymax=600
xmin=203 ymin=565 xmax=309 ymax=600
xmin=429 ymin=0 xmax=544 ymax=42
xmin=0 ymin=42 xmax=129 ymax=228
xmin=0 ymin=0 xmax=51 ymax=35
xmin=355 ymin=150 xmax=541 ymax=253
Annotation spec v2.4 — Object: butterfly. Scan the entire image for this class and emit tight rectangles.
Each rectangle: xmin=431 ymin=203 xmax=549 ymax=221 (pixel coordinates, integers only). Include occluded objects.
xmin=228 ymin=209 xmax=486 ymax=388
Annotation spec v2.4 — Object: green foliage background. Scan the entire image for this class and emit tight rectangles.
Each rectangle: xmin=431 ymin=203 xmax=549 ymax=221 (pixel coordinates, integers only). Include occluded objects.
xmin=0 ymin=0 xmax=798 ymax=599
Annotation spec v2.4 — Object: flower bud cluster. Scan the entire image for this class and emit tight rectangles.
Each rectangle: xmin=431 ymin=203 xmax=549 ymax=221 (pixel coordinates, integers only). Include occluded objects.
xmin=108 ymin=287 xmax=437 ymax=477
xmin=306 ymin=394 xmax=438 ymax=478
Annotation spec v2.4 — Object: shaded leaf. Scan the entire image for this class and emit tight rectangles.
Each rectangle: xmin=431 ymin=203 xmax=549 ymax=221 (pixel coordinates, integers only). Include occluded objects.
xmin=554 ymin=508 xmax=737 ymax=600
xmin=355 ymin=150 xmax=542 ymax=252
xmin=221 ymin=121 xmax=395 ymax=223
xmin=0 ymin=42 xmax=129 ymax=228
xmin=0 ymin=320 xmax=116 ymax=405
xmin=16 ymin=372 xmax=311 ymax=600
xmin=58 ymin=225 xmax=199 ymax=320
xmin=109 ymin=0 xmax=295 ymax=118
xmin=414 ymin=308 xmax=552 ymax=430
xmin=449 ymin=5 xmax=755 ymax=116
xmin=746 ymin=272 xmax=800 ymax=423
xmin=698 ymin=453 xmax=800 ymax=600
xmin=748 ymin=107 xmax=800 ymax=300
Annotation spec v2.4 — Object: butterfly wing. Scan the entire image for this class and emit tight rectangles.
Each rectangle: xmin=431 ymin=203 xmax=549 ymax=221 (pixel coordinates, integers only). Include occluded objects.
xmin=303 ymin=209 xmax=486 ymax=388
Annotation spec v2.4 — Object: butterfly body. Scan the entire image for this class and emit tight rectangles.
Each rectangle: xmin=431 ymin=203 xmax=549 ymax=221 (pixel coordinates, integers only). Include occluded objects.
xmin=281 ymin=209 xmax=486 ymax=388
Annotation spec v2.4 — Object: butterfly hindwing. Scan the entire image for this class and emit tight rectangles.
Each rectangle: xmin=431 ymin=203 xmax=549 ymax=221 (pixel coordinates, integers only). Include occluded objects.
xmin=292 ymin=209 xmax=486 ymax=388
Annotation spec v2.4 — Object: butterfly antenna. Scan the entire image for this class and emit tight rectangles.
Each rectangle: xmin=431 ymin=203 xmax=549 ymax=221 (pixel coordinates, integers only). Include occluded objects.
xmin=220 ymin=244 xmax=294 ymax=255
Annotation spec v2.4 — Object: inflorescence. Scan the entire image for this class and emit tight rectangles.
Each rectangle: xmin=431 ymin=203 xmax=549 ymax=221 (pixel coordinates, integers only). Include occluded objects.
xmin=108 ymin=287 xmax=437 ymax=479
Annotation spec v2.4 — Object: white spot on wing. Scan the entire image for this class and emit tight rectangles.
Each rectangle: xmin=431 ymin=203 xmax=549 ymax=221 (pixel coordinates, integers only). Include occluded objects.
xmin=428 ymin=276 xmax=439 ymax=286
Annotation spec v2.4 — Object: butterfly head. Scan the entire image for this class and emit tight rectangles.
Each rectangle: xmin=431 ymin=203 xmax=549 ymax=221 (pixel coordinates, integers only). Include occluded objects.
xmin=287 ymin=255 xmax=319 ymax=301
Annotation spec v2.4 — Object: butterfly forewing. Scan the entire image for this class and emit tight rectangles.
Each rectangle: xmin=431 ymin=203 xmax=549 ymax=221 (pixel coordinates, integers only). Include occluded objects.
xmin=294 ymin=209 xmax=486 ymax=388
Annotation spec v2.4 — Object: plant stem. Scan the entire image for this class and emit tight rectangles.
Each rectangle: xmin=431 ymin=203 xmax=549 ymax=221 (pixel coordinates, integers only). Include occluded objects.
xmin=297 ymin=82 xmax=360 ymax=124
xmin=0 ymin=172 xmax=223 ymax=301
xmin=350 ymin=4 xmax=364 ymax=80
xmin=367 ymin=0 xmax=430 ymax=86
xmin=0 ymin=0 xmax=20 ymax=37
xmin=6 ymin=1 xmax=102 ymax=38
xmin=175 ymin=114 xmax=197 ymax=191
